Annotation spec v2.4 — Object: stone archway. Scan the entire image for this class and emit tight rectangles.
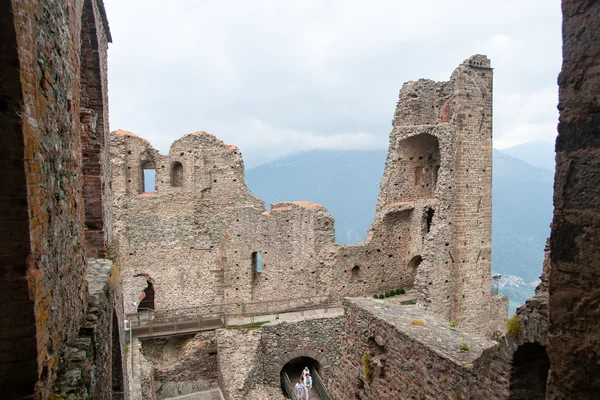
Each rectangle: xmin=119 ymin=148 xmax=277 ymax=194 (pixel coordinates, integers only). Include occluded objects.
xmin=280 ymin=355 xmax=322 ymax=399
xmin=271 ymin=349 xmax=327 ymax=385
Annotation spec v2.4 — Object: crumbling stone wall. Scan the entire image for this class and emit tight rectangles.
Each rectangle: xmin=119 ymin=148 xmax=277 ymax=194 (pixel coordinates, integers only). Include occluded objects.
xmin=113 ymin=55 xmax=500 ymax=336
xmin=0 ymin=1 xmax=125 ymax=398
xmin=546 ymin=0 xmax=600 ymax=397
xmin=328 ymin=298 xmax=507 ymax=400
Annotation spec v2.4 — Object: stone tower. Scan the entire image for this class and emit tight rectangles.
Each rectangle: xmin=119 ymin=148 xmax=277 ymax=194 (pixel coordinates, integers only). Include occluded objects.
xmin=376 ymin=54 xmax=494 ymax=333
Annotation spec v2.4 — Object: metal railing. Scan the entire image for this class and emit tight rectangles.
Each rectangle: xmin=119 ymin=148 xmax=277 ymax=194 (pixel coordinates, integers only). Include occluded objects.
xmin=312 ymin=368 xmax=329 ymax=400
xmin=282 ymin=372 xmax=297 ymax=400
xmin=126 ymin=295 xmax=342 ymax=338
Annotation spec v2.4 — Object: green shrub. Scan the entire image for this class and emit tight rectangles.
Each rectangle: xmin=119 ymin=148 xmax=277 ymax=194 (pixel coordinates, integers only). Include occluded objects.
xmin=458 ymin=343 xmax=470 ymax=352
xmin=449 ymin=320 xmax=458 ymax=328
xmin=506 ymin=315 xmax=521 ymax=336
xmin=384 ymin=292 xmax=390 ymax=298
xmin=398 ymin=288 xmax=405 ymax=295
xmin=379 ymin=294 xmax=385 ymax=299
xmin=373 ymin=294 xmax=378 ymax=299
xmin=362 ymin=353 xmax=373 ymax=383
xmin=411 ymin=319 xmax=425 ymax=326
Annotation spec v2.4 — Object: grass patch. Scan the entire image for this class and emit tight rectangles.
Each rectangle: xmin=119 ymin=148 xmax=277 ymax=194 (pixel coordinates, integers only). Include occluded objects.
xmin=506 ymin=314 xmax=521 ymax=336
xmin=229 ymin=321 xmax=270 ymax=330
xmin=458 ymin=343 xmax=470 ymax=352
xmin=362 ymin=353 xmax=373 ymax=383
xmin=449 ymin=320 xmax=458 ymax=328
xmin=411 ymin=319 xmax=425 ymax=326
xmin=402 ymin=300 xmax=416 ymax=305
xmin=108 ymin=261 xmax=121 ymax=292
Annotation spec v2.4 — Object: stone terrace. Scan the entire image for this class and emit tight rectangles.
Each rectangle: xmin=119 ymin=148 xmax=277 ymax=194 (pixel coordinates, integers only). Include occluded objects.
xmin=345 ymin=297 xmax=495 ymax=366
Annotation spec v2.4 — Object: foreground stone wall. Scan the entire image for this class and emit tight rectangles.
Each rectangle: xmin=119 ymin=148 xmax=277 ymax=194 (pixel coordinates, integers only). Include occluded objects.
xmin=0 ymin=1 xmax=125 ymax=397
xmin=547 ymin=0 xmax=600 ymax=397
xmin=114 ymin=55 xmax=501 ymax=336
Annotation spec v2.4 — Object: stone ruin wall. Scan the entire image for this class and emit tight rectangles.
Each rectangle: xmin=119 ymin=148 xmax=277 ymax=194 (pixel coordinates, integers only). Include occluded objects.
xmin=113 ymin=55 xmax=501 ymax=336
xmin=138 ymin=332 xmax=218 ymax=399
xmin=328 ymin=299 xmax=508 ymax=400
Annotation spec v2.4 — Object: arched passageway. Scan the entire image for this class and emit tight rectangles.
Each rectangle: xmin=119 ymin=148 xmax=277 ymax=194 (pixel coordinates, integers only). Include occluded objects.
xmin=281 ymin=356 xmax=321 ymax=399
xmin=509 ymin=342 xmax=549 ymax=399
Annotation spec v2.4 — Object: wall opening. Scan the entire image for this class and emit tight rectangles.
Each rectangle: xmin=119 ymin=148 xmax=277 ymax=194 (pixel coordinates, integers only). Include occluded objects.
xmin=391 ymin=133 xmax=441 ymax=203
xmin=280 ymin=356 xmax=321 ymax=397
xmin=509 ymin=342 xmax=549 ymax=400
xmin=111 ymin=311 xmax=124 ymax=394
xmin=138 ymin=281 xmax=155 ymax=311
xmin=252 ymin=251 xmax=263 ymax=273
xmin=425 ymin=207 xmax=435 ymax=233
xmin=352 ymin=265 xmax=361 ymax=281
xmin=171 ymin=161 xmax=183 ymax=187
xmin=141 ymin=161 xmax=156 ymax=193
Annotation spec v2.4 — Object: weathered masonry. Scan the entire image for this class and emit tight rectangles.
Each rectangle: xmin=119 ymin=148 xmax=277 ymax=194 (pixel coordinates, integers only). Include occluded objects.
xmin=112 ymin=54 xmax=504 ymax=337
xmin=0 ymin=1 xmax=127 ymax=398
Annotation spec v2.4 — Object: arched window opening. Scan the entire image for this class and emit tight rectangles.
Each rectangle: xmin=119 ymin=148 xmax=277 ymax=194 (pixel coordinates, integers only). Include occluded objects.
xmin=408 ymin=255 xmax=422 ymax=271
xmin=280 ymin=356 xmax=321 ymax=398
xmin=509 ymin=342 xmax=549 ymax=400
xmin=252 ymin=252 xmax=263 ymax=273
xmin=352 ymin=265 xmax=361 ymax=281
xmin=138 ymin=281 xmax=155 ymax=311
xmin=392 ymin=133 xmax=441 ymax=202
xmin=171 ymin=161 xmax=183 ymax=187
xmin=111 ymin=311 xmax=124 ymax=395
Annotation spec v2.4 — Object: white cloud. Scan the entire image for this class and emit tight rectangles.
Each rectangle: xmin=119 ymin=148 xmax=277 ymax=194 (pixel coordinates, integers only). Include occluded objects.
xmin=103 ymin=0 xmax=562 ymax=166
xmin=494 ymin=87 xmax=559 ymax=148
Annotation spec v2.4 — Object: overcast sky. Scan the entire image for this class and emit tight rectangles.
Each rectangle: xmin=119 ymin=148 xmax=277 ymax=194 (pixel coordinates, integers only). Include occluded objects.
xmin=104 ymin=0 xmax=562 ymax=168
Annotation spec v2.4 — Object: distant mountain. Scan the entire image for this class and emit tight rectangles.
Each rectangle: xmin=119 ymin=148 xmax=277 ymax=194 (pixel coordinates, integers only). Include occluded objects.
xmin=245 ymin=150 xmax=387 ymax=244
xmin=501 ymin=140 xmax=556 ymax=172
xmin=246 ymin=148 xmax=554 ymax=309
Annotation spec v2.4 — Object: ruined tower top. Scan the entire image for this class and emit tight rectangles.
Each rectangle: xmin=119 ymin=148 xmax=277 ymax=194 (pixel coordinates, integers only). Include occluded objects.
xmin=463 ymin=54 xmax=491 ymax=68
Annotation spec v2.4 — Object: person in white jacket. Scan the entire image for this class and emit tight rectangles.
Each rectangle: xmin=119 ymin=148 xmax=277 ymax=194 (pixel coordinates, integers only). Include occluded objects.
xmin=295 ymin=378 xmax=305 ymax=399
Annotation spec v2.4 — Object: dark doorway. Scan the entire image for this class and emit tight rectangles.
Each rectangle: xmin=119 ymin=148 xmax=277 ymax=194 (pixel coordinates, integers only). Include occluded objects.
xmin=509 ymin=342 xmax=549 ymax=399
xmin=280 ymin=356 xmax=321 ymax=398
xmin=138 ymin=281 xmax=155 ymax=311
